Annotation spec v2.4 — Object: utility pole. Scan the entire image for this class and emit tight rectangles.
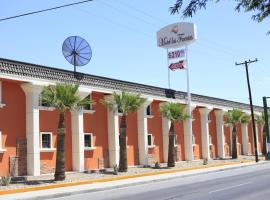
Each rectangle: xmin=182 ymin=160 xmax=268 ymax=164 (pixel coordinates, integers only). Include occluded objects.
xmin=263 ymin=97 xmax=270 ymax=158
xmin=236 ymin=58 xmax=259 ymax=162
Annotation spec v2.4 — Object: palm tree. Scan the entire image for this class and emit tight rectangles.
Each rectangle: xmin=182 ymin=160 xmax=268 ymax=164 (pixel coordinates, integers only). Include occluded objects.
xmin=255 ymin=113 xmax=270 ymax=155
xmin=41 ymin=83 xmax=91 ymax=181
xmin=160 ymin=103 xmax=190 ymax=167
xmin=101 ymin=91 xmax=146 ymax=172
xmin=224 ymin=109 xmax=245 ymax=159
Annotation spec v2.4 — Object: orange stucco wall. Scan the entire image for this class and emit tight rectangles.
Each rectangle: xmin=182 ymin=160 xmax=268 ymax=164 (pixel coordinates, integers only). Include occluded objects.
xmin=0 ymin=80 xmax=26 ymax=176
xmin=39 ymin=110 xmax=73 ymax=173
xmin=236 ymin=124 xmax=242 ymax=155
xmin=174 ymin=121 xmax=185 ymax=161
xmin=118 ymin=113 xmax=138 ymax=166
xmin=148 ymin=101 xmax=164 ymax=163
xmin=209 ymin=111 xmax=217 ymax=158
xmin=84 ymin=92 xmax=109 ymax=170
xmin=248 ymin=123 xmax=254 ymax=154
xmin=224 ymin=124 xmax=231 ymax=156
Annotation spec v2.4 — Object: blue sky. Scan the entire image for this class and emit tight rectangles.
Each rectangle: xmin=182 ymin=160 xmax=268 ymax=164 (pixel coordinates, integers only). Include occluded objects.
xmin=1 ymin=0 xmax=269 ymax=106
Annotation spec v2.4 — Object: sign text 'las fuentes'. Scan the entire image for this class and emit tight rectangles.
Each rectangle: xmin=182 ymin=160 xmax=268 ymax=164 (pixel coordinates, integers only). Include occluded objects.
xmin=157 ymin=22 xmax=197 ymax=49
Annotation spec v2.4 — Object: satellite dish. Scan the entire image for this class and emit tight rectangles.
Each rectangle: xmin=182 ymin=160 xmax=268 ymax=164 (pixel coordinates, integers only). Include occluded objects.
xmin=62 ymin=36 xmax=92 ymax=76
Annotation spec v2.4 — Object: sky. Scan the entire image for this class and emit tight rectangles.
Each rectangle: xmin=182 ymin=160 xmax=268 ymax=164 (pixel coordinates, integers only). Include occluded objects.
xmin=1 ymin=0 xmax=269 ymax=106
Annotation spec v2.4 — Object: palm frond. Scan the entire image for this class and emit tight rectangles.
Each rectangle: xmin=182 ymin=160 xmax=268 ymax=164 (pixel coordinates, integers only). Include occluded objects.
xmin=160 ymin=103 xmax=190 ymax=122
xmin=41 ymin=83 xmax=92 ymax=113
xmin=101 ymin=91 xmax=146 ymax=114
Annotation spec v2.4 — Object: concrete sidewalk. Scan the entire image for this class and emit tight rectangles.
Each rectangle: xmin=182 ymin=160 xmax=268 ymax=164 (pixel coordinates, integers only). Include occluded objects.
xmin=0 ymin=161 xmax=267 ymax=200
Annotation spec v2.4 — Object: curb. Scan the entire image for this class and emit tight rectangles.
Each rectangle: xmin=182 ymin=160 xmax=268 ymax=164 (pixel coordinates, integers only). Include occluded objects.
xmin=0 ymin=160 xmax=264 ymax=197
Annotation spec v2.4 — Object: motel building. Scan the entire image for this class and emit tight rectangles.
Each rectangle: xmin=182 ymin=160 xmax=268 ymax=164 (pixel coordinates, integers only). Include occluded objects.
xmin=0 ymin=58 xmax=264 ymax=177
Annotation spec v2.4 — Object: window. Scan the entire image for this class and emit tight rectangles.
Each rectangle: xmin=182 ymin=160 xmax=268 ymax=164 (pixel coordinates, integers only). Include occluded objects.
xmin=192 ymin=135 xmax=196 ymax=145
xmin=83 ymin=95 xmax=93 ymax=110
xmin=208 ymin=114 xmax=211 ymax=122
xmin=0 ymin=130 xmax=5 ymax=151
xmin=84 ymin=133 xmax=94 ymax=149
xmin=146 ymin=105 xmax=151 ymax=116
xmin=0 ymin=81 xmax=2 ymax=103
xmin=0 ymin=81 xmax=5 ymax=108
xmin=38 ymin=94 xmax=55 ymax=111
xmin=40 ymin=132 xmax=53 ymax=149
xmin=148 ymin=134 xmax=154 ymax=147
xmin=174 ymin=135 xmax=178 ymax=147
xmin=118 ymin=106 xmax=123 ymax=114
xmin=209 ymin=135 xmax=213 ymax=145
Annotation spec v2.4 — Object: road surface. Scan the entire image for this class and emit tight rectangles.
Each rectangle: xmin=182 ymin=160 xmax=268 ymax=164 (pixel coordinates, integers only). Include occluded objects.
xmin=53 ymin=163 xmax=270 ymax=200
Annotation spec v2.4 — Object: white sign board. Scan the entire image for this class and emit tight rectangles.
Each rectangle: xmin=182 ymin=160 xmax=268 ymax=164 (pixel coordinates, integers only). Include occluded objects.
xmin=157 ymin=22 xmax=197 ymax=49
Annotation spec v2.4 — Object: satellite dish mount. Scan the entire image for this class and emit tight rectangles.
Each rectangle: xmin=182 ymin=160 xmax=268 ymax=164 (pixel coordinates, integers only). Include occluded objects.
xmin=62 ymin=36 xmax=92 ymax=79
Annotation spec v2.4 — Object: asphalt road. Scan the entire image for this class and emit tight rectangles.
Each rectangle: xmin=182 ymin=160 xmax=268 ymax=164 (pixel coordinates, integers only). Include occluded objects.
xmin=53 ymin=163 xmax=270 ymax=200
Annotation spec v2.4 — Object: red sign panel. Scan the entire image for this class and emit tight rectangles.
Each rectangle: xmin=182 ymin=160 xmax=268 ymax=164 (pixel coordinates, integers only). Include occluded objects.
xmin=169 ymin=60 xmax=186 ymax=71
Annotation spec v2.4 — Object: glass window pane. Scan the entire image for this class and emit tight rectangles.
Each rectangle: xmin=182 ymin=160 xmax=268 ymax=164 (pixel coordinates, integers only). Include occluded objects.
xmin=148 ymin=135 xmax=152 ymax=146
xmin=42 ymin=134 xmax=51 ymax=148
xmin=84 ymin=135 xmax=92 ymax=147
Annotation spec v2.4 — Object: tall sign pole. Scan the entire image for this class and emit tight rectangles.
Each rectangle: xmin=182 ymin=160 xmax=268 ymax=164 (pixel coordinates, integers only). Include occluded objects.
xmin=235 ymin=59 xmax=259 ymax=162
xmin=157 ymin=22 xmax=197 ymax=161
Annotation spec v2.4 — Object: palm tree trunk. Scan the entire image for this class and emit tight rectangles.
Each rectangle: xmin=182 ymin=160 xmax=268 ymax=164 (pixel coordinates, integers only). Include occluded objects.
xmin=54 ymin=112 xmax=66 ymax=181
xmin=167 ymin=122 xmax=175 ymax=167
xmin=119 ymin=114 xmax=128 ymax=172
xmin=262 ymin=125 xmax=267 ymax=155
xmin=232 ymin=126 xmax=238 ymax=159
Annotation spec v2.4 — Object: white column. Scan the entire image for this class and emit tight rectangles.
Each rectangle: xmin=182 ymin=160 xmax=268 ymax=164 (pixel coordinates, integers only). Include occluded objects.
xmin=71 ymin=109 xmax=85 ymax=171
xmin=71 ymin=89 xmax=91 ymax=172
xmin=137 ymin=100 xmax=152 ymax=166
xmin=215 ymin=110 xmax=225 ymax=159
xmin=106 ymin=96 xmax=119 ymax=167
xmin=162 ymin=114 xmax=171 ymax=163
xmin=241 ymin=123 xmax=249 ymax=155
xmin=21 ymin=83 xmax=42 ymax=176
xmin=183 ymin=106 xmax=195 ymax=161
xmin=199 ymin=107 xmax=211 ymax=160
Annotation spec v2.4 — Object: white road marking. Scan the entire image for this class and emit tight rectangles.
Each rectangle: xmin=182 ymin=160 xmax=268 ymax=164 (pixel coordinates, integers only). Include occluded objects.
xmin=208 ymin=182 xmax=252 ymax=194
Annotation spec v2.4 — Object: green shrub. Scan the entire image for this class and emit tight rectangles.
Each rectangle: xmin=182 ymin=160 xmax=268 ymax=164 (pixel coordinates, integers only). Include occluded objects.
xmin=113 ymin=164 xmax=118 ymax=175
xmin=1 ymin=176 xmax=11 ymax=186
xmin=154 ymin=162 xmax=161 ymax=169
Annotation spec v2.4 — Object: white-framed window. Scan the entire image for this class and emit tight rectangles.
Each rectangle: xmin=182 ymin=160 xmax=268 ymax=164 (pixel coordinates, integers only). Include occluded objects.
xmin=84 ymin=133 xmax=95 ymax=150
xmin=146 ymin=104 xmax=154 ymax=118
xmin=0 ymin=81 xmax=5 ymax=108
xmin=40 ymin=132 xmax=54 ymax=151
xmin=146 ymin=105 xmax=151 ymax=116
xmin=174 ymin=134 xmax=178 ymax=147
xmin=192 ymin=135 xmax=196 ymax=145
xmin=209 ymin=135 xmax=213 ymax=145
xmin=148 ymin=134 xmax=155 ymax=148
xmin=118 ymin=106 xmax=123 ymax=114
xmin=38 ymin=94 xmax=55 ymax=111
xmin=0 ymin=81 xmax=2 ymax=103
xmin=208 ymin=114 xmax=211 ymax=122
xmin=84 ymin=94 xmax=93 ymax=110
xmin=0 ymin=130 xmax=6 ymax=152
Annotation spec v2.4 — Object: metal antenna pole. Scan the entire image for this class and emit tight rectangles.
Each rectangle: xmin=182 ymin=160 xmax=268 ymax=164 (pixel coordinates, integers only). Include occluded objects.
xmin=167 ymin=48 xmax=171 ymax=89
xmin=186 ymin=45 xmax=193 ymax=160
xmin=236 ymin=59 xmax=259 ymax=162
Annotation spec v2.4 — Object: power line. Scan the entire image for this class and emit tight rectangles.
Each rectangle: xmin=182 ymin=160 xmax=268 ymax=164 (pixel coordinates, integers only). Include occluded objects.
xmin=0 ymin=0 xmax=93 ymax=22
